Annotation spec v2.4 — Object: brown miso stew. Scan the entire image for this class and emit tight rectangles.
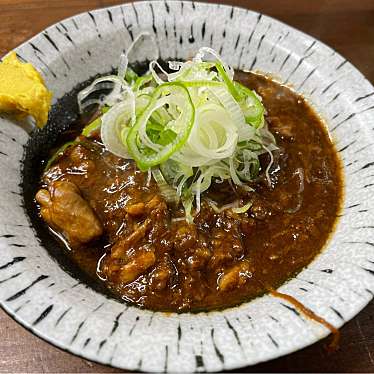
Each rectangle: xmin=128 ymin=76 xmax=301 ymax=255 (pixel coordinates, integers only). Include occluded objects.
xmin=35 ymin=71 xmax=343 ymax=312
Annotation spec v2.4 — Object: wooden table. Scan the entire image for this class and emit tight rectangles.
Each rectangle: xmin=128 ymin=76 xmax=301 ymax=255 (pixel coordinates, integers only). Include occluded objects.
xmin=1 ymin=0 xmax=374 ymax=372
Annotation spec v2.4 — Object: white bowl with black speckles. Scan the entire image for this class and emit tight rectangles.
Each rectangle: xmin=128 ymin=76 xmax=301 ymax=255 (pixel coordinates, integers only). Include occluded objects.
xmin=1 ymin=1 xmax=374 ymax=371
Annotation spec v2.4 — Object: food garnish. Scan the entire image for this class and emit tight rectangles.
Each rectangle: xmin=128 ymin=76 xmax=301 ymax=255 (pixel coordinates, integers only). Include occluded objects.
xmin=0 ymin=52 xmax=52 ymax=127
xmin=76 ymin=34 xmax=277 ymax=221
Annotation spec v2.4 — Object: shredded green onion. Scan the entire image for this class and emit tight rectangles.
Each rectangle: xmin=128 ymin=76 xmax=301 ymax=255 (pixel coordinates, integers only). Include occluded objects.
xmin=232 ymin=201 xmax=253 ymax=214
xmin=82 ymin=117 xmax=101 ymax=137
xmin=76 ymin=37 xmax=277 ymax=222
xmin=151 ymin=168 xmax=179 ymax=205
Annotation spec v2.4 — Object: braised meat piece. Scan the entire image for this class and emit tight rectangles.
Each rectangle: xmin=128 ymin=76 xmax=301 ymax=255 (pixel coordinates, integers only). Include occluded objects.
xmin=218 ymin=260 xmax=254 ymax=292
xmin=110 ymin=219 xmax=152 ymax=260
xmin=117 ymin=249 xmax=156 ymax=285
xmin=36 ymin=180 xmax=103 ymax=245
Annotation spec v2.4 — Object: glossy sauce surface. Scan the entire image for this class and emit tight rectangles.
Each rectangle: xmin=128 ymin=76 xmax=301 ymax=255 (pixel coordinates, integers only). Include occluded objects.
xmin=36 ymin=72 xmax=343 ymax=312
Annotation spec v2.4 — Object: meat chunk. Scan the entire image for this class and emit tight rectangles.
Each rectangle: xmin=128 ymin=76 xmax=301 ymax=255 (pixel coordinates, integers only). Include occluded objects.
xmin=69 ymin=144 xmax=90 ymax=163
xmin=173 ymin=223 xmax=197 ymax=252
xmin=218 ymin=260 xmax=254 ymax=292
xmin=111 ymin=219 xmax=152 ymax=259
xmin=125 ymin=202 xmax=146 ymax=217
xmin=145 ymin=195 xmax=165 ymax=211
xmin=67 ymin=144 xmax=96 ymax=175
xmin=150 ymin=258 xmax=174 ymax=290
xmin=209 ymin=226 xmax=243 ymax=270
xmin=118 ymin=249 xmax=156 ymax=285
xmin=36 ymin=181 xmax=103 ymax=245
xmin=186 ymin=247 xmax=211 ymax=270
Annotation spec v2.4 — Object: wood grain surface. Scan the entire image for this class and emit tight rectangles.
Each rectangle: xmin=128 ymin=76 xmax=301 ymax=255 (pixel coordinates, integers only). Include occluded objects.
xmin=0 ymin=0 xmax=374 ymax=372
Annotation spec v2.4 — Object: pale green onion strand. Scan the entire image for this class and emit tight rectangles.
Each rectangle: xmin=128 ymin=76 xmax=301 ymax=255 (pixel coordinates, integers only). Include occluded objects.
xmin=77 ymin=75 xmax=126 ymax=113
xmin=146 ymin=169 xmax=152 ymax=186
xmin=151 ymin=168 xmax=179 ymax=204
xmin=193 ymin=47 xmax=234 ymax=80
xmin=137 ymin=86 xmax=155 ymax=96
xmin=205 ymin=198 xmax=221 ymax=213
xmin=239 ymin=184 xmax=254 ymax=192
xmin=177 ymin=175 xmax=190 ymax=196
xmin=118 ymin=32 xmax=153 ymax=79
xmin=168 ymin=61 xmax=184 ymax=71
xmin=194 ymin=173 xmax=203 ymax=213
xmin=167 ymin=61 xmax=192 ymax=81
xmin=295 ymin=167 xmax=305 ymax=193
xmin=137 ymin=96 xmax=171 ymax=151
xmin=192 ymin=165 xmax=230 ymax=212
xmin=79 ymin=98 xmax=103 ymax=111
xmin=182 ymin=193 xmax=194 ymax=224
xmin=123 ymin=85 xmax=136 ymax=125
xmin=218 ymin=201 xmax=240 ymax=211
xmin=209 ymin=86 xmax=253 ymax=141
xmin=118 ymin=52 xmax=128 ymax=81
xmin=284 ymin=168 xmax=304 ymax=214
xmin=193 ymin=168 xmax=214 ymax=212
xmin=171 ymin=217 xmax=187 ymax=223
xmin=137 ymin=93 xmax=186 ymax=152
xmin=205 ymin=198 xmax=245 ymax=213
xmin=100 ymin=97 xmax=135 ymax=159
xmin=135 ymin=94 xmax=152 ymax=114
xmin=262 ymin=144 xmax=274 ymax=187
xmin=172 ymin=145 xmax=211 ymax=167
xmin=253 ymin=90 xmax=263 ymax=102
xmin=259 ymin=122 xmax=277 ymax=148
xmin=229 ymin=157 xmax=243 ymax=186
xmin=232 ymin=201 xmax=253 ymax=213
xmin=188 ymin=104 xmax=238 ymax=160
xmin=149 ymin=60 xmax=169 ymax=84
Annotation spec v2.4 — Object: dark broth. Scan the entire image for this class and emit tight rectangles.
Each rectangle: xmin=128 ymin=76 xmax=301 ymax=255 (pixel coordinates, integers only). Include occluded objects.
xmin=35 ymin=71 xmax=343 ymax=312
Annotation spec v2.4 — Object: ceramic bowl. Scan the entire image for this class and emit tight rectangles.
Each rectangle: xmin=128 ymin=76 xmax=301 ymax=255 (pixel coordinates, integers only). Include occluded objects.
xmin=1 ymin=1 xmax=374 ymax=371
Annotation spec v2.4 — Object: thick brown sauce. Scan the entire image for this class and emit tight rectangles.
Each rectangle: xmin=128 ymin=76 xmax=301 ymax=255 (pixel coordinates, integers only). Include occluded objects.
xmin=36 ymin=72 xmax=343 ymax=312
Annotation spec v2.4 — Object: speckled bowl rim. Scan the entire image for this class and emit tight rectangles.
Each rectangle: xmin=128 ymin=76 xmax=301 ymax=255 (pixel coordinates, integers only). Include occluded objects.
xmin=0 ymin=1 xmax=373 ymax=372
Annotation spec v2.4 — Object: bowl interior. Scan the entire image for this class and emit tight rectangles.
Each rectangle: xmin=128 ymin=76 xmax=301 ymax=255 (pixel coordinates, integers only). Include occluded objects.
xmin=0 ymin=1 xmax=374 ymax=372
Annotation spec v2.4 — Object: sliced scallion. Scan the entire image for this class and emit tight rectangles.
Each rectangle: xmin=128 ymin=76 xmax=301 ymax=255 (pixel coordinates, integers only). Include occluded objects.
xmin=76 ymin=40 xmax=277 ymax=222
